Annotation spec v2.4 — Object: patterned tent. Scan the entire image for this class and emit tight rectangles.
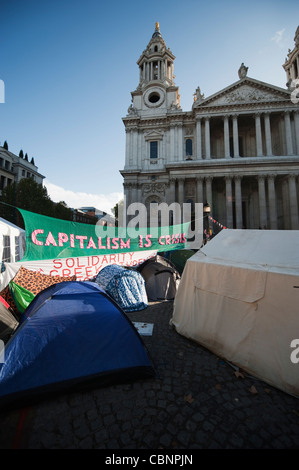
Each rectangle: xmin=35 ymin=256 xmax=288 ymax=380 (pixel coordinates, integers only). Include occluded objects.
xmin=95 ymin=265 xmax=148 ymax=312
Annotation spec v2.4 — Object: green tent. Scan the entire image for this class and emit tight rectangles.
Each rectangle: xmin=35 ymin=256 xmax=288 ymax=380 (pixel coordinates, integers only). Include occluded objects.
xmin=164 ymin=249 xmax=196 ymax=275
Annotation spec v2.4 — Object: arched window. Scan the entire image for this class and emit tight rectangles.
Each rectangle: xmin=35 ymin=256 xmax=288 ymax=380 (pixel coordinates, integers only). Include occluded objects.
xmin=186 ymin=139 xmax=193 ymax=157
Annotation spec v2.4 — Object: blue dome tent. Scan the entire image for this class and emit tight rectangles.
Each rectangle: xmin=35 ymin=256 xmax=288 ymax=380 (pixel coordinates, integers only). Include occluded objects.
xmin=0 ymin=281 xmax=155 ymax=408
xmin=95 ymin=265 xmax=148 ymax=312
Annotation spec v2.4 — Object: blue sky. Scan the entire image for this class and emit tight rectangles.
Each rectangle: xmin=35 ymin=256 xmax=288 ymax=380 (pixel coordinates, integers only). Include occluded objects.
xmin=0 ymin=0 xmax=298 ymax=214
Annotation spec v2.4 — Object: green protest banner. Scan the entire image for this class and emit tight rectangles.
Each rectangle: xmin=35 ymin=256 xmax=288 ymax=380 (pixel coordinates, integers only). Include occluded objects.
xmin=18 ymin=208 xmax=190 ymax=261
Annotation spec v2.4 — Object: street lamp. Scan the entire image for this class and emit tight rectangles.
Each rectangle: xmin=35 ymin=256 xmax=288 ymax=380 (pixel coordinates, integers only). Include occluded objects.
xmin=203 ymin=201 xmax=211 ymax=243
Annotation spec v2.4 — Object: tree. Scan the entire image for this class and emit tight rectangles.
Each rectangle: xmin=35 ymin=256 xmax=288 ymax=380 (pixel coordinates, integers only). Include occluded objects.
xmin=111 ymin=199 xmax=124 ymax=227
xmin=3 ymin=140 xmax=8 ymax=150
xmin=19 ymin=150 xmax=24 ymax=158
xmin=0 ymin=178 xmax=73 ymax=228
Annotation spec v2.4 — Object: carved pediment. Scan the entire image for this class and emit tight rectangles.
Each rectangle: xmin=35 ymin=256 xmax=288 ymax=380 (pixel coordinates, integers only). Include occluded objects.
xmin=144 ymin=130 xmax=164 ymax=141
xmin=195 ymin=78 xmax=290 ymax=108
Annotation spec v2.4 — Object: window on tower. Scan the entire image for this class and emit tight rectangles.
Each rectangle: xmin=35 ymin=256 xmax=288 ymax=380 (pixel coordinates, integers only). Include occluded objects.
xmin=150 ymin=141 xmax=158 ymax=159
xmin=186 ymin=139 xmax=193 ymax=157
xmin=153 ymin=62 xmax=158 ymax=80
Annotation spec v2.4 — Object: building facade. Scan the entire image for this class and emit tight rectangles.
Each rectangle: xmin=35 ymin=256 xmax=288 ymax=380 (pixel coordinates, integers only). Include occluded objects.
xmin=121 ymin=23 xmax=299 ymax=232
xmin=0 ymin=144 xmax=44 ymax=196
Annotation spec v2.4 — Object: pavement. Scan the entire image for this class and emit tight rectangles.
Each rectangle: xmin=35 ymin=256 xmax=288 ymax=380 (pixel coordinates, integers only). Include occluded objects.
xmin=0 ymin=299 xmax=299 ymax=450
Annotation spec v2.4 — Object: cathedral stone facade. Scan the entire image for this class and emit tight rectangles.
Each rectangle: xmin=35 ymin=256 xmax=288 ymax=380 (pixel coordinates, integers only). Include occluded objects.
xmin=120 ymin=23 xmax=299 ymax=231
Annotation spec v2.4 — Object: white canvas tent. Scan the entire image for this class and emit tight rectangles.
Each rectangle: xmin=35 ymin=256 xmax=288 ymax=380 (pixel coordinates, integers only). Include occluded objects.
xmin=171 ymin=229 xmax=299 ymax=397
xmin=0 ymin=217 xmax=25 ymax=264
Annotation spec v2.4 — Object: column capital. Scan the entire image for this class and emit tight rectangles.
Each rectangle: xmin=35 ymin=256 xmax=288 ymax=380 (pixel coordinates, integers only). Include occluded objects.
xmin=267 ymin=174 xmax=277 ymax=182
xmin=234 ymin=174 xmax=243 ymax=182
xmin=196 ymin=175 xmax=204 ymax=182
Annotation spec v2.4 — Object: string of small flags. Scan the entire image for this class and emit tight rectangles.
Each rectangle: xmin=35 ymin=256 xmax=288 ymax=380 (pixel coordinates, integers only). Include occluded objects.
xmin=208 ymin=216 xmax=227 ymax=230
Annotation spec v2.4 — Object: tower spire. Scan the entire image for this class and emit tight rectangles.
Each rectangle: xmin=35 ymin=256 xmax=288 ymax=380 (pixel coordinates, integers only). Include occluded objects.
xmin=136 ymin=22 xmax=176 ymax=87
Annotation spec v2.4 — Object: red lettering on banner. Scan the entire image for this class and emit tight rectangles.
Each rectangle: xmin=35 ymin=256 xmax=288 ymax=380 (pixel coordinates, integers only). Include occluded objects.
xmin=50 ymin=269 xmax=59 ymax=275
xmin=74 ymin=267 xmax=83 ymax=278
xmin=66 ymin=258 xmax=75 ymax=268
xmin=85 ymin=266 xmax=93 ymax=278
xmin=158 ymin=236 xmax=165 ymax=245
xmin=165 ymin=235 xmax=171 ymax=245
xmin=87 ymin=237 xmax=97 ymax=249
xmin=112 ymin=238 xmax=119 ymax=249
xmin=120 ymin=238 xmax=130 ymax=249
xmin=31 ymin=229 xmax=44 ymax=246
xmin=58 ymin=232 xmax=69 ymax=247
xmin=92 ymin=256 xmax=99 ymax=266
xmin=75 ymin=235 xmax=87 ymax=249
xmin=53 ymin=259 xmax=63 ymax=269
xmin=144 ymin=235 xmax=152 ymax=248
xmin=77 ymin=257 xmax=85 ymax=268
xmin=98 ymin=238 xmax=106 ymax=249
xmin=45 ymin=231 xmax=57 ymax=247
xmin=70 ymin=234 xmax=75 ymax=248
xmin=62 ymin=268 xmax=71 ymax=277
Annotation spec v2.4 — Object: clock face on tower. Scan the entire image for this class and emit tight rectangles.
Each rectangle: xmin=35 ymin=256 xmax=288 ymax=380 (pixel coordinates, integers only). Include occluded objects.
xmin=143 ymin=87 xmax=165 ymax=108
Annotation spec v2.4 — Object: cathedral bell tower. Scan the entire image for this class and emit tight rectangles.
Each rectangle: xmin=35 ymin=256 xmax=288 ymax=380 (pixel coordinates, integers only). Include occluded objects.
xmin=127 ymin=22 xmax=181 ymax=117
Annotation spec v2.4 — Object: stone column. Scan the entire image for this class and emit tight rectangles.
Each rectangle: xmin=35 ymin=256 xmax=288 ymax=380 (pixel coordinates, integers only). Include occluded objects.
xmin=294 ymin=111 xmax=299 ymax=155
xmin=122 ymin=183 xmax=130 ymax=226
xmin=264 ymin=112 xmax=273 ymax=156
xmin=132 ymin=128 xmax=138 ymax=167
xmin=234 ymin=175 xmax=243 ymax=229
xmin=177 ymin=123 xmax=184 ymax=161
xmin=170 ymin=124 xmax=175 ymax=161
xmin=223 ymin=115 xmax=230 ymax=158
xmin=255 ymin=113 xmax=263 ymax=157
xmin=205 ymin=176 xmax=213 ymax=211
xmin=288 ymin=174 xmax=299 ymax=229
xmin=196 ymin=116 xmax=202 ymax=159
xmin=178 ymin=177 xmax=185 ymax=206
xmin=131 ymin=182 xmax=138 ymax=206
xmin=169 ymin=178 xmax=176 ymax=204
xmin=125 ymin=129 xmax=131 ymax=167
xmin=258 ymin=175 xmax=267 ymax=229
xmin=136 ymin=182 xmax=142 ymax=204
xmin=232 ymin=114 xmax=239 ymax=158
xmin=267 ymin=174 xmax=277 ymax=229
xmin=204 ymin=117 xmax=211 ymax=159
xmin=284 ymin=111 xmax=294 ymax=155
xmin=146 ymin=63 xmax=150 ymax=82
xmin=225 ymin=176 xmax=233 ymax=228
xmin=196 ymin=176 xmax=204 ymax=204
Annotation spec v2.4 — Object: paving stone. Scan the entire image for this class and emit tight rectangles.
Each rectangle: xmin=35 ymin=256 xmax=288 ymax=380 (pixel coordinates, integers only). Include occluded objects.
xmin=1 ymin=300 xmax=299 ymax=449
